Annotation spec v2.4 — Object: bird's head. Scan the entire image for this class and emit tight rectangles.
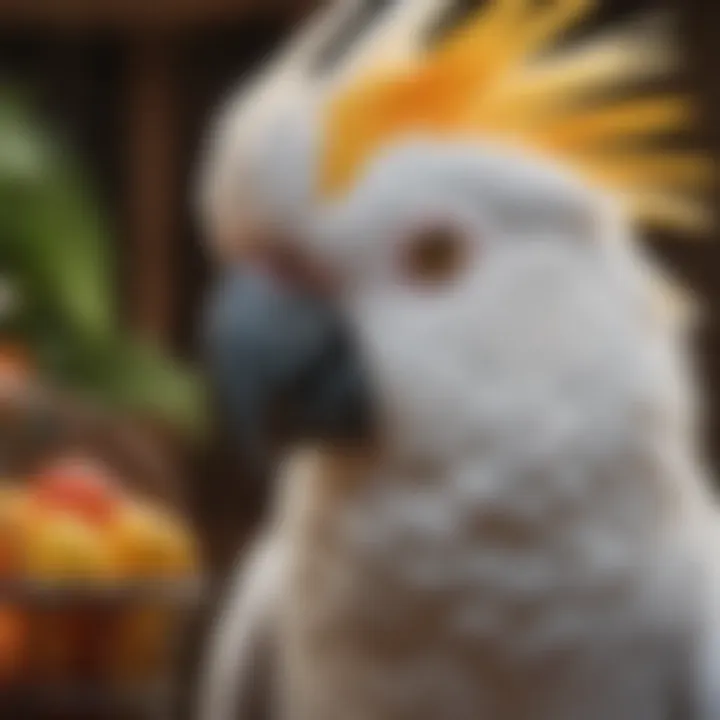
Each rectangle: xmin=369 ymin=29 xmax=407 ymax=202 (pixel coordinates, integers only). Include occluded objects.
xmin=200 ymin=0 xmax=709 ymax=471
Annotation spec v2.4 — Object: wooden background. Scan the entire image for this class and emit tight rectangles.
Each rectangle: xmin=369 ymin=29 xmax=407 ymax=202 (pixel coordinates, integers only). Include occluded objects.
xmin=1 ymin=0 xmax=719 ymax=569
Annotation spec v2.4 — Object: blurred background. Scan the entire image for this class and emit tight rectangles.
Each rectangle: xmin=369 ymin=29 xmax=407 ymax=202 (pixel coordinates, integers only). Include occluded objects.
xmin=0 ymin=2 xmax=326 ymax=588
xmin=0 ymin=0 xmax=718 ymax=717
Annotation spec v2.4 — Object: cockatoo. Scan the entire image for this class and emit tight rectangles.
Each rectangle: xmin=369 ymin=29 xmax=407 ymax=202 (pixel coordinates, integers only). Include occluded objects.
xmin=197 ymin=1 xmax=719 ymax=718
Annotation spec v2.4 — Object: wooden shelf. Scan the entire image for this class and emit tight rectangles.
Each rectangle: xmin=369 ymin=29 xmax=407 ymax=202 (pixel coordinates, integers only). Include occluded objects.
xmin=0 ymin=0 xmax=312 ymax=30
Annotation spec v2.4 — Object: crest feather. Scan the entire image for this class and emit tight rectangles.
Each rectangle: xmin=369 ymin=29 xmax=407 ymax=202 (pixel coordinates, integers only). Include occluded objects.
xmin=333 ymin=0 xmax=454 ymax=82
xmin=319 ymin=0 xmax=712 ymax=235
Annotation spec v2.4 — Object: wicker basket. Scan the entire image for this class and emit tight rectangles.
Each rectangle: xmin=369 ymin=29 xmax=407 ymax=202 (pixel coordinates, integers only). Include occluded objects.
xmin=0 ymin=377 xmax=204 ymax=718
xmin=0 ymin=579 xmax=203 ymax=718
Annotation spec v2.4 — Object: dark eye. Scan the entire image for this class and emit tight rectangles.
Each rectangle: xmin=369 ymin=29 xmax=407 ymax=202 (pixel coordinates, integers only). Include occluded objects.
xmin=402 ymin=225 xmax=468 ymax=286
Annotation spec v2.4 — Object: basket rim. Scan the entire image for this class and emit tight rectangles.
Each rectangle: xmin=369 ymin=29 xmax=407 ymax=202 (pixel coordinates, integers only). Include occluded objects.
xmin=0 ymin=576 xmax=204 ymax=605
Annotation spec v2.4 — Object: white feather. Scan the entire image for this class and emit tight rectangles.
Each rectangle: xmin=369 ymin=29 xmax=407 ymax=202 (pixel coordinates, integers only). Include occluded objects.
xmin=196 ymin=534 xmax=283 ymax=720
xmin=201 ymin=130 xmax=719 ymax=720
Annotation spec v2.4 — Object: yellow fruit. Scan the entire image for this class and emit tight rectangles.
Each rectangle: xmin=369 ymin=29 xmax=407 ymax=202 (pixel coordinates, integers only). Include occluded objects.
xmin=24 ymin=512 xmax=117 ymax=584
xmin=109 ymin=502 xmax=199 ymax=580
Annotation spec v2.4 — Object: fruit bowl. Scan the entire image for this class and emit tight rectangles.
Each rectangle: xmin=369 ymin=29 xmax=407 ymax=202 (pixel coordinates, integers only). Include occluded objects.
xmin=0 ymin=450 xmax=203 ymax=718
xmin=0 ymin=557 xmax=203 ymax=718
xmin=0 ymin=348 xmax=205 ymax=717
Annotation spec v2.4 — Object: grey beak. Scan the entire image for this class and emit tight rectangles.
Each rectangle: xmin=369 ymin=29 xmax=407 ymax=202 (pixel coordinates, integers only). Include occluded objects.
xmin=203 ymin=269 xmax=375 ymax=468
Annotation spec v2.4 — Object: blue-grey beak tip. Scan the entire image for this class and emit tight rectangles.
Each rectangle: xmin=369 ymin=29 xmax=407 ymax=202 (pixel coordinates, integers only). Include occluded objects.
xmin=204 ymin=269 xmax=375 ymax=465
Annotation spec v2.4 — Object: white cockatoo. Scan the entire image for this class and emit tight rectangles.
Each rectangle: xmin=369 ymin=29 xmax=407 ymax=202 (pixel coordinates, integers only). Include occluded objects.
xmin=197 ymin=1 xmax=720 ymax=719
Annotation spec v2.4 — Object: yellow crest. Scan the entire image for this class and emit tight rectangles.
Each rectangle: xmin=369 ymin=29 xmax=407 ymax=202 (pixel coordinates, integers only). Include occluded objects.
xmin=319 ymin=0 xmax=713 ymax=234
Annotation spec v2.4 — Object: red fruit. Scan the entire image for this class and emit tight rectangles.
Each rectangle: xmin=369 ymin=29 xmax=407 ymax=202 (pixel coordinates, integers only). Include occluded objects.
xmin=32 ymin=456 xmax=123 ymax=526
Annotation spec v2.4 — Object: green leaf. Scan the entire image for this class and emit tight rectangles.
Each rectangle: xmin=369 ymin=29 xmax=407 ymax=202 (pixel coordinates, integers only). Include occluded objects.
xmin=78 ymin=338 xmax=210 ymax=437
xmin=0 ymin=88 xmax=117 ymax=338
xmin=0 ymin=88 xmax=206 ymax=437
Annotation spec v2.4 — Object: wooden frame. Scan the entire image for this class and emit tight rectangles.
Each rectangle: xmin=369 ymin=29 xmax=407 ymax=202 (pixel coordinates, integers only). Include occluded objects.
xmin=0 ymin=0 xmax=313 ymax=30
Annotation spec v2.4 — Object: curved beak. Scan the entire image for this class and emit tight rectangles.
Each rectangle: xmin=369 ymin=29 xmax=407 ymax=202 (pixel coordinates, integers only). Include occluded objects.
xmin=203 ymin=267 xmax=375 ymax=471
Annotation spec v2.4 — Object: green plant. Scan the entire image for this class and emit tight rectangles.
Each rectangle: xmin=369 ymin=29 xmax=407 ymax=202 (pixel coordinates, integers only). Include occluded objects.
xmin=0 ymin=87 xmax=205 ymax=435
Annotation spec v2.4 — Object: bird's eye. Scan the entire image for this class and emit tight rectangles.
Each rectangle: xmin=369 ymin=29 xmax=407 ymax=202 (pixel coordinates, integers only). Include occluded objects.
xmin=402 ymin=225 xmax=468 ymax=286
